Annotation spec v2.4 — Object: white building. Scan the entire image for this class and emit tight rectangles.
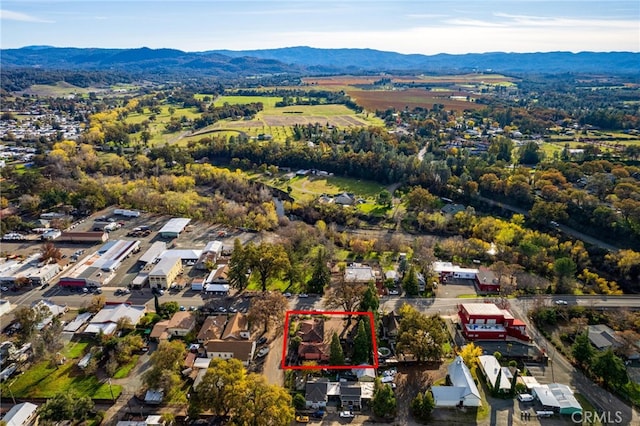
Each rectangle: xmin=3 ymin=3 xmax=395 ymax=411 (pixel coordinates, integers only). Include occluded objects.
xmin=532 ymin=383 xmax=582 ymax=415
xmin=2 ymin=402 xmax=38 ymax=426
xmin=478 ymin=355 xmax=513 ymax=392
xmin=431 ymin=356 xmax=481 ymax=407
xmin=84 ymin=304 xmax=146 ymax=336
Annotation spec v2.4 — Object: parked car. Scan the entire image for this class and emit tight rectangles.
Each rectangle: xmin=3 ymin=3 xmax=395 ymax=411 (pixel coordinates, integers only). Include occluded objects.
xmin=298 ymin=293 xmax=309 ymax=298
xmin=1 ymin=286 xmax=9 ymax=292
xmin=339 ymin=411 xmax=355 ymax=418
xmin=257 ymin=336 xmax=268 ymax=345
xmin=388 ymin=289 xmax=400 ymax=295
xmin=179 ymin=306 xmax=186 ymax=311
xmin=311 ymin=410 xmax=325 ymax=418
xmin=295 ymin=415 xmax=309 ymax=423
xmin=283 ymin=292 xmax=292 ymax=298
xmin=518 ymin=393 xmax=535 ymax=402
xmin=256 ymin=347 xmax=270 ymax=358
xmin=555 ymin=300 xmax=568 ymax=305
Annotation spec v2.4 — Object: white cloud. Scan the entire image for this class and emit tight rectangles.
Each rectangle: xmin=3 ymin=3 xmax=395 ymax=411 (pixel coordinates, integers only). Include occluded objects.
xmin=0 ymin=9 xmax=53 ymax=23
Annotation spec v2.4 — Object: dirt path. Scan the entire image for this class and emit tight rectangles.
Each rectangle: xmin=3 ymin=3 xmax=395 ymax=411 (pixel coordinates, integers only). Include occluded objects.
xmin=263 ymin=333 xmax=284 ymax=386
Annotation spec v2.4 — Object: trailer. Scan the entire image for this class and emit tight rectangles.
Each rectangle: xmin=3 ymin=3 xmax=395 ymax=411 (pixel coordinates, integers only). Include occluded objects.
xmin=59 ymin=231 xmax=109 ymax=243
xmin=114 ymin=209 xmax=141 ymax=218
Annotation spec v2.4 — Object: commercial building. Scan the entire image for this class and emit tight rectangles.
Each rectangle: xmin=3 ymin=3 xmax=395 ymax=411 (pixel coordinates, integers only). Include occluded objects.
xmin=58 ymin=240 xmax=140 ymax=287
xmin=532 ymin=383 xmax=582 ymax=415
xmin=0 ymin=254 xmax=60 ymax=286
xmin=196 ymin=241 xmax=223 ymax=270
xmin=148 ymin=256 xmax=182 ymax=289
xmin=458 ymin=303 xmax=529 ymax=341
xmin=433 ymin=261 xmax=479 ymax=280
xmin=475 ymin=267 xmax=500 ymax=293
xmin=2 ymin=402 xmax=39 ymax=426
xmin=158 ymin=218 xmax=191 ymax=238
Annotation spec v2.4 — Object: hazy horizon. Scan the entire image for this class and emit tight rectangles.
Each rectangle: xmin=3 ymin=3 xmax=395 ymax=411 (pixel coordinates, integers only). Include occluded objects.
xmin=1 ymin=1 xmax=638 ymax=55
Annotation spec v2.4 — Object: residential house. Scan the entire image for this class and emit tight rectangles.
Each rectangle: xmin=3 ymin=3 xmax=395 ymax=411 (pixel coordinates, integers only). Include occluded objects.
xmin=344 ymin=264 xmax=377 ymax=284
xmin=84 ymin=304 xmax=146 ymax=336
xmin=478 ymin=355 xmax=513 ymax=392
xmin=203 ymin=340 xmax=256 ymax=366
xmin=588 ymin=324 xmax=622 ymax=351
xmin=149 ymin=320 xmax=170 ymax=341
xmin=297 ymin=319 xmax=328 ymax=361
xmin=2 ymin=402 xmax=38 ymax=426
xmin=340 ymin=384 xmax=362 ymax=410
xmin=221 ymin=313 xmax=250 ymax=340
xmin=458 ymin=303 xmax=528 ymax=341
xmin=431 ymin=356 xmax=481 ymax=407
xmin=334 ymin=192 xmax=357 ymax=206
xmin=167 ymin=312 xmax=196 ymax=337
xmin=305 ymin=379 xmax=329 ymax=409
xmin=200 ymin=313 xmax=256 ymax=365
xmin=197 ymin=316 xmax=227 ymax=343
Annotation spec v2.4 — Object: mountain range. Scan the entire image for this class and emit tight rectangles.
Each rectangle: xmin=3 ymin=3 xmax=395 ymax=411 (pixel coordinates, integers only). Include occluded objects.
xmin=2 ymin=46 xmax=638 ymax=76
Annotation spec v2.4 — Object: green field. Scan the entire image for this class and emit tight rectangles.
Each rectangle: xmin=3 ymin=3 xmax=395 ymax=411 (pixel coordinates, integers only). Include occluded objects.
xmin=269 ymin=175 xmax=386 ymax=203
xmin=2 ymin=360 xmax=122 ymax=399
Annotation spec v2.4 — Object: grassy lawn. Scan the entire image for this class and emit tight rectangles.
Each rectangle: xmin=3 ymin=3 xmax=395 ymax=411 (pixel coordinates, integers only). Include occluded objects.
xmin=574 ymin=393 xmax=602 ymax=425
xmin=275 ymin=175 xmax=386 ymax=204
xmin=63 ymin=339 xmax=92 ymax=359
xmin=2 ymin=360 xmax=122 ymax=399
xmin=113 ymin=355 xmax=139 ymax=379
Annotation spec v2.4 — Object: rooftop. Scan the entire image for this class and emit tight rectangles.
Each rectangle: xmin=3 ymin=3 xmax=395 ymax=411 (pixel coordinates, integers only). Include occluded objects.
xmin=159 ymin=218 xmax=191 ymax=234
xmin=461 ymin=303 xmax=506 ymax=317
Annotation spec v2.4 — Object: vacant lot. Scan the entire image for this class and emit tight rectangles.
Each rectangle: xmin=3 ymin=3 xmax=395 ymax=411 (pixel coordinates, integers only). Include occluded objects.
xmin=2 ymin=339 xmax=122 ymax=399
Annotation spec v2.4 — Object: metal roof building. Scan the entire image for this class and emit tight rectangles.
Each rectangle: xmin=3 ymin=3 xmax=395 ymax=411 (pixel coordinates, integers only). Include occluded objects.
xmin=159 ymin=218 xmax=191 ymax=238
xmin=532 ymin=383 xmax=582 ymax=415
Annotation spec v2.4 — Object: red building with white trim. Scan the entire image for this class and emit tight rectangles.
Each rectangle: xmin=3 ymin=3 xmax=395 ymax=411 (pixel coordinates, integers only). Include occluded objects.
xmin=458 ymin=303 xmax=529 ymax=342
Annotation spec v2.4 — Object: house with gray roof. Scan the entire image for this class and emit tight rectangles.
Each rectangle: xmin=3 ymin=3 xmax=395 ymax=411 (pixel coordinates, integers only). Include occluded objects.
xmin=588 ymin=324 xmax=622 ymax=350
xmin=431 ymin=356 xmax=481 ymax=407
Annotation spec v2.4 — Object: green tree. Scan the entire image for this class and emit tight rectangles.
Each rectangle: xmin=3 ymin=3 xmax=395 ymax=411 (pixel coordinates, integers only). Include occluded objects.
xmin=247 ymin=291 xmax=288 ymax=334
xmin=571 ymin=332 xmax=595 ymax=368
xmin=519 ymin=141 xmax=543 ymax=165
xmin=235 ymin=374 xmax=295 ymax=425
xmin=402 ymin=266 xmax=419 ymax=296
xmin=554 ymin=257 xmax=577 ymax=293
xmin=352 ymin=319 xmax=372 ymax=365
xmin=158 ymin=301 xmax=180 ymax=319
xmin=329 ymin=332 xmax=345 ymax=366
xmin=143 ymin=340 xmax=186 ymax=397
xmin=359 ymin=282 xmax=379 ymax=312
xmin=39 ymin=392 xmax=94 ymax=421
xmin=411 ymin=390 xmax=434 ymax=421
xmin=13 ymin=304 xmax=49 ymax=343
xmin=307 ymin=248 xmax=330 ymax=294
xmin=246 ymin=242 xmax=291 ymax=291
xmin=591 ymin=349 xmax=629 ymax=390
xmin=372 ymin=380 xmax=396 ymax=418
xmin=228 ymin=238 xmax=250 ymax=291
xmin=377 ymin=189 xmax=392 ymax=207
xmin=191 ymin=358 xmax=246 ymax=416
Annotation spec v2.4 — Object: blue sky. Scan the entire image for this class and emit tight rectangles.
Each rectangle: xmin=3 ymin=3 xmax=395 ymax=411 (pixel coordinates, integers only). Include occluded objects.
xmin=1 ymin=1 xmax=638 ymax=54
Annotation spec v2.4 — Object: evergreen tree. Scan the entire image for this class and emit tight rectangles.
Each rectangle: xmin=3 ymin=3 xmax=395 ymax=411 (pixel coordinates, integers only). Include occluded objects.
xmin=402 ymin=266 xmax=419 ymax=296
xmin=359 ymin=282 xmax=380 ymax=312
xmin=307 ymin=248 xmax=330 ymax=294
xmin=372 ymin=382 xmax=396 ymax=418
xmin=352 ymin=319 xmax=371 ymax=364
xmin=571 ymin=332 xmax=595 ymax=368
xmin=329 ymin=332 xmax=345 ymax=366
xmin=228 ymin=238 xmax=249 ymax=291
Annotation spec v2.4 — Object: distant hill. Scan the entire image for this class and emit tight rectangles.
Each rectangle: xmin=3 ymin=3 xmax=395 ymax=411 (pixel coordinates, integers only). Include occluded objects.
xmin=209 ymin=47 xmax=640 ymax=74
xmin=2 ymin=46 xmax=638 ymax=76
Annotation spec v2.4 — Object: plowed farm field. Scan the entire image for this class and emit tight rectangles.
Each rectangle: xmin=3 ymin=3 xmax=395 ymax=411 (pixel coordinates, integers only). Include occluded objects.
xmin=346 ymin=88 xmax=483 ymax=112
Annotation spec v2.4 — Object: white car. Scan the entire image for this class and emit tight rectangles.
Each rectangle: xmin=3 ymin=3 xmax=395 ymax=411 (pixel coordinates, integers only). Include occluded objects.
xmin=256 ymin=347 xmax=270 ymax=358
xmin=388 ymin=289 xmax=400 ymax=295
xmin=298 ymin=293 xmax=309 ymax=298
xmin=339 ymin=411 xmax=355 ymax=418
xmin=555 ymin=300 xmax=568 ymax=305
xmin=518 ymin=394 xmax=535 ymax=402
